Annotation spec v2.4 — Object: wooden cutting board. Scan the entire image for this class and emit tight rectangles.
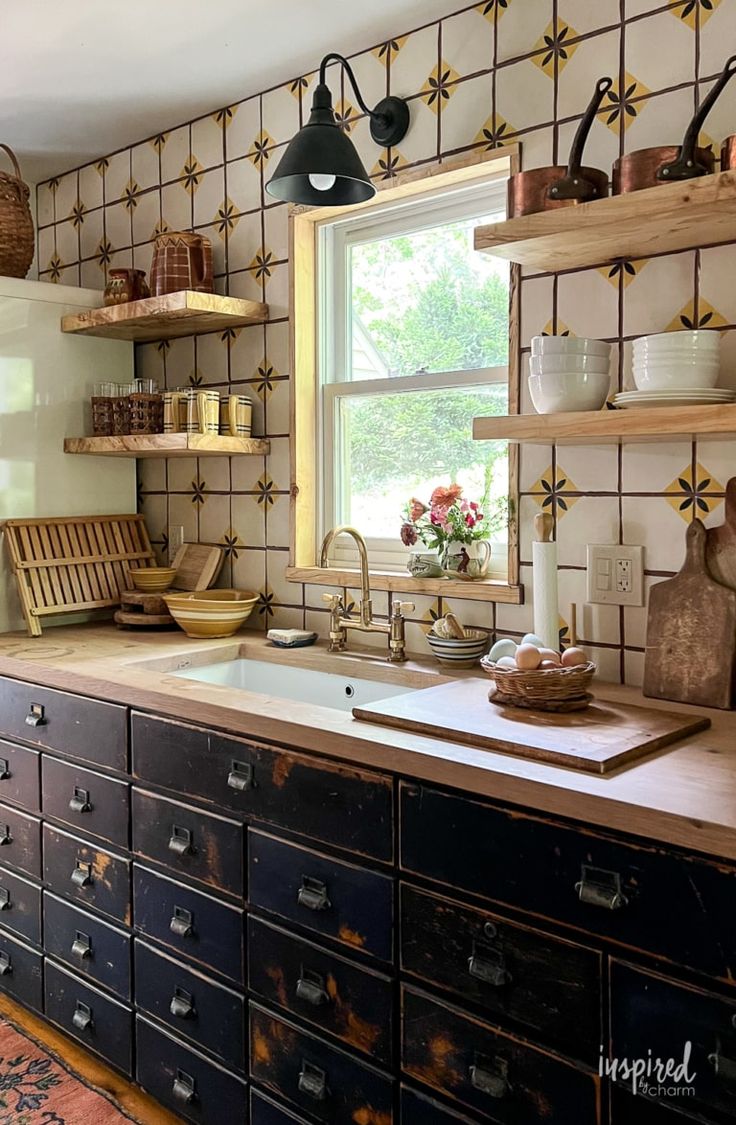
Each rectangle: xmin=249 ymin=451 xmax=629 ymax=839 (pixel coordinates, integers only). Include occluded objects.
xmin=644 ymin=518 xmax=736 ymax=709
xmin=353 ymin=679 xmax=709 ymax=774
xmin=170 ymin=543 xmax=224 ymax=591
xmin=705 ymin=475 xmax=736 ymax=589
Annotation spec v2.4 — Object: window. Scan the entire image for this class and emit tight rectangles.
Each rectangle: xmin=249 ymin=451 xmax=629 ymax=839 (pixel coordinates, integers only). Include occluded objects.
xmin=317 ymin=175 xmax=510 ymax=578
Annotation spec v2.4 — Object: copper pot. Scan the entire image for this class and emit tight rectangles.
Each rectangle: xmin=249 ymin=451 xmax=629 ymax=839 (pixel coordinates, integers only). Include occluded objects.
xmin=508 ymin=77 xmax=613 ymax=218
xmin=613 ymin=54 xmax=736 ymax=194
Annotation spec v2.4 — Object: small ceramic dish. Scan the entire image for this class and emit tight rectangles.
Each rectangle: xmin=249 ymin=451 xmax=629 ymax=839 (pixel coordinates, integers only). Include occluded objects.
xmin=128 ymin=566 xmax=177 ymax=593
xmin=164 ymin=588 xmax=258 ymax=638
xmin=426 ymin=628 xmax=489 ymax=667
xmin=529 ymin=370 xmax=610 ymax=413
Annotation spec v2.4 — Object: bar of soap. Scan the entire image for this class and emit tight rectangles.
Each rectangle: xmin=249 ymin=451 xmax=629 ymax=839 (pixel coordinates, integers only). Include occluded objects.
xmin=267 ymin=629 xmax=318 ymax=649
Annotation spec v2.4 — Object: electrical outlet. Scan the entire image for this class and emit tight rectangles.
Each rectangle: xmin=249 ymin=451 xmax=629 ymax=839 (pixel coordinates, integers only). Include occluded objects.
xmin=587 ymin=544 xmax=644 ymax=606
xmin=168 ymin=525 xmax=184 ymax=563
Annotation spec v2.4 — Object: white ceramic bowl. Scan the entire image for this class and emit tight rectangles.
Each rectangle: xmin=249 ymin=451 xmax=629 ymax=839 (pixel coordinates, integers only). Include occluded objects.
xmin=426 ymin=629 xmax=489 ymax=668
xmin=531 ymin=335 xmax=611 ymax=358
xmin=634 ymin=330 xmax=721 ymax=355
xmin=530 ymin=353 xmax=611 ymax=376
xmin=633 ymin=364 xmax=720 ymax=391
xmin=529 ymin=371 xmax=610 ymax=413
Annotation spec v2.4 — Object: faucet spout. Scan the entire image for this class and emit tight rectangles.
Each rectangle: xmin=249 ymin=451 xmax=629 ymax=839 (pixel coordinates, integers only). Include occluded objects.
xmin=319 ymin=524 xmax=372 ymax=623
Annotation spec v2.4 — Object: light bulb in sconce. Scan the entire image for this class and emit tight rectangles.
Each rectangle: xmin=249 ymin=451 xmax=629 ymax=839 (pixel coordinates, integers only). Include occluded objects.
xmin=308 ymin=173 xmax=337 ymax=192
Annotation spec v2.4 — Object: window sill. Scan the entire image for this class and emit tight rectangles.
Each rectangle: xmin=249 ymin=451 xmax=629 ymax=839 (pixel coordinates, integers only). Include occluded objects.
xmin=286 ymin=566 xmax=524 ymax=604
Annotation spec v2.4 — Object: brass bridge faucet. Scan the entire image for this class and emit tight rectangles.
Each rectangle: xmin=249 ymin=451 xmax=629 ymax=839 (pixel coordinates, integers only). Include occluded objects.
xmin=319 ymin=525 xmax=414 ymax=663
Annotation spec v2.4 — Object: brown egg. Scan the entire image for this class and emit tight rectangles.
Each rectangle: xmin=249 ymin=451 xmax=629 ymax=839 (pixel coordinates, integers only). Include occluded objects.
xmin=539 ymin=659 xmax=559 ymax=670
xmin=538 ymin=647 xmax=561 ymax=665
xmin=561 ymin=646 xmax=587 ymax=667
xmin=515 ymin=643 xmax=542 ymax=670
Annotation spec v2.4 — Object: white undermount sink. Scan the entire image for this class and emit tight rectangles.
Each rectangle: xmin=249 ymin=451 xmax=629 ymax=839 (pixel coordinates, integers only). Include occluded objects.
xmin=172 ymin=657 xmax=414 ymax=712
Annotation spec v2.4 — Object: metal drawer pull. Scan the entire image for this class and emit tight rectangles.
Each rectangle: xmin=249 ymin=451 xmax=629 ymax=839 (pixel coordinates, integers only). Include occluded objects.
xmin=25 ymin=703 xmax=46 ymax=728
xmin=168 ymin=825 xmax=194 ymax=856
xmin=0 ymin=826 xmax=11 ymax=847
xmin=172 ymin=1069 xmax=197 ymax=1104
xmin=71 ymin=930 xmax=92 ymax=959
xmin=469 ymin=1056 xmax=511 ymax=1099
xmin=170 ymin=906 xmax=194 ymax=938
xmin=708 ymin=1048 xmax=736 ymax=1084
xmin=170 ymin=986 xmax=195 ymax=1020
xmin=0 ymin=952 xmax=11 ymax=975
xmin=468 ymin=943 xmax=510 ymax=988
xmin=227 ymin=760 xmax=254 ymax=792
xmin=0 ymin=888 xmax=11 ymax=911
xmin=296 ymin=968 xmax=330 ymax=1007
xmin=575 ymin=865 xmax=628 ymax=911
xmin=298 ymin=1060 xmax=328 ymax=1101
xmin=0 ymin=760 xmax=9 ymax=781
xmin=72 ymin=1001 xmax=93 ymax=1032
xmin=70 ymin=861 xmax=93 ymax=888
xmin=297 ymin=875 xmax=331 ymax=913
xmin=69 ymin=787 xmax=92 ymax=814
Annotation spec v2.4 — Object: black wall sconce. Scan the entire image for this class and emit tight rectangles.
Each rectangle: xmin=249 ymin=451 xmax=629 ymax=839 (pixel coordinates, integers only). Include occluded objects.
xmin=265 ymin=52 xmax=410 ymax=206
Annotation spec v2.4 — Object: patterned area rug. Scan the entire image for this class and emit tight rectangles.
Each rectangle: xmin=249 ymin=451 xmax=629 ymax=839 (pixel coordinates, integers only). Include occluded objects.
xmin=0 ymin=1015 xmax=140 ymax=1124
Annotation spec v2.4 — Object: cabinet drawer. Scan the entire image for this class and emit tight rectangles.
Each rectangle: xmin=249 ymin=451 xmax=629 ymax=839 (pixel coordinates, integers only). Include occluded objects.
xmin=248 ymin=915 xmax=393 ymax=1064
xmin=0 ymin=867 xmax=41 ymax=945
xmin=134 ymin=939 xmax=245 ymax=1072
xmin=132 ymin=788 xmax=244 ymax=897
xmin=0 ymin=802 xmax=40 ymax=879
xmin=0 ymin=676 xmax=127 ymax=772
xmin=610 ymin=1087 xmax=683 ymax=1124
xmin=42 ymin=824 xmax=130 ymax=924
xmin=132 ymin=712 xmax=393 ymax=861
xmin=400 ymin=782 xmax=736 ymax=979
xmin=133 ymin=865 xmax=244 ymax=984
xmin=43 ymin=892 xmax=131 ymax=1000
xmin=611 ymin=960 xmax=736 ymax=1123
xmin=250 ymin=1003 xmax=394 ymax=1125
xmin=251 ymin=1089 xmax=310 ymax=1124
xmin=0 ymin=739 xmax=39 ymax=811
xmin=401 ymin=986 xmax=599 ymax=1124
xmin=401 ymin=1087 xmax=477 ymax=1124
xmin=42 ymin=756 xmax=129 ymax=849
xmin=0 ymin=928 xmax=42 ymax=1012
xmin=249 ymin=831 xmax=393 ymax=962
xmin=45 ymin=959 xmax=132 ymax=1075
xmin=400 ymin=884 xmax=601 ymax=1064
xmin=136 ymin=1015 xmax=248 ymax=1125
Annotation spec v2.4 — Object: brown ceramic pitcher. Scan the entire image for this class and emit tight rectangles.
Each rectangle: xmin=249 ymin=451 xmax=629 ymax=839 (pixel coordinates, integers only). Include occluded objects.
xmin=150 ymin=231 xmax=213 ymax=296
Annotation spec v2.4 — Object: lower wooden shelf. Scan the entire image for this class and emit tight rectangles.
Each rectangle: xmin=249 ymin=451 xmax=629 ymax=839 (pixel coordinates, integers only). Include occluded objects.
xmin=472 ymin=403 xmax=736 ymax=445
xmin=64 ymin=434 xmax=270 ymax=458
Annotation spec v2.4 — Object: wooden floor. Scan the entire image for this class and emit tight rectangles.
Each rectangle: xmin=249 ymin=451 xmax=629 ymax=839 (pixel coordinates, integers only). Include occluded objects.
xmin=0 ymin=994 xmax=181 ymax=1124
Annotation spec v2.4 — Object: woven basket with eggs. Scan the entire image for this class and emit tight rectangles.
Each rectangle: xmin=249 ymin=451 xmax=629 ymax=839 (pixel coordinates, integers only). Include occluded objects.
xmin=480 ymin=639 xmax=595 ymax=711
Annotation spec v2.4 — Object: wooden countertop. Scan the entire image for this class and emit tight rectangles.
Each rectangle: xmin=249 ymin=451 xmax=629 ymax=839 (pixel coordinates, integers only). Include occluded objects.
xmin=0 ymin=624 xmax=734 ymax=861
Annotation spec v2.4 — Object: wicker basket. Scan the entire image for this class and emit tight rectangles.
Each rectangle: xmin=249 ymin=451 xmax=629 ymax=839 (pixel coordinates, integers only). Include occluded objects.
xmin=91 ymin=397 xmax=114 ymax=436
xmin=0 ymin=145 xmax=34 ymax=279
xmin=480 ymin=657 xmax=596 ymax=708
xmin=129 ymin=393 xmax=164 ymax=435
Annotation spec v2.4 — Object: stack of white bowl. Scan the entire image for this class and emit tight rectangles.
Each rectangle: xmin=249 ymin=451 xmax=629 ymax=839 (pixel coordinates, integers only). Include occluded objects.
xmin=614 ymin=330 xmax=734 ymax=408
xmin=529 ymin=336 xmax=612 ymax=414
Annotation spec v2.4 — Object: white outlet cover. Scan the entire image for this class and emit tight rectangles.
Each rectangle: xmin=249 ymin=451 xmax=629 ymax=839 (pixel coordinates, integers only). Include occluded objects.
xmin=586 ymin=544 xmax=645 ymax=606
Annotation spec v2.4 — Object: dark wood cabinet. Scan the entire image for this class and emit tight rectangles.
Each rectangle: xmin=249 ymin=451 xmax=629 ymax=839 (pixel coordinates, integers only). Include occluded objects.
xmin=0 ymin=680 xmax=732 ymax=1125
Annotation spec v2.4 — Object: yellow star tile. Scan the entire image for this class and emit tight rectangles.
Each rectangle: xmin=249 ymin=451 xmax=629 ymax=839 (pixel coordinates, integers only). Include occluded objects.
xmin=600 ymin=73 xmax=651 ymax=134
xmin=421 ymin=599 xmax=442 ymax=635
xmin=247 ymin=131 xmax=275 ymax=167
xmin=533 ymin=21 xmax=579 ymax=79
xmin=598 ymin=259 xmax=646 ymax=288
xmin=676 ymin=0 xmax=719 ymax=31
xmin=665 ymin=461 xmax=724 ymax=520
xmin=475 ymin=113 xmax=517 ymax=149
xmin=529 ymin=466 xmax=554 ymax=495
xmin=421 ymin=61 xmax=461 ymax=114
xmin=667 ymin=299 xmax=728 ymax=332
xmin=475 ymin=2 xmax=495 ymax=22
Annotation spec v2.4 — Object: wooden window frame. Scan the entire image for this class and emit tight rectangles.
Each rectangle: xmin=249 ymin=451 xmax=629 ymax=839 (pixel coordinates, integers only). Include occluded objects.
xmin=286 ymin=145 xmax=523 ymax=605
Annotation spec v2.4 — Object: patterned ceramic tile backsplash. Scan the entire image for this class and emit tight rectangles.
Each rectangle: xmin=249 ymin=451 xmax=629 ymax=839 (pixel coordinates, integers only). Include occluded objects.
xmin=36 ymin=0 xmax=736 ymax=684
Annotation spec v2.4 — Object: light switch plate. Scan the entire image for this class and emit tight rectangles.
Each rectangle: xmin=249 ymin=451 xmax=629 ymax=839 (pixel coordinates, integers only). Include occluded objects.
xmin=587 ymin=544 xmax=644 ymax=606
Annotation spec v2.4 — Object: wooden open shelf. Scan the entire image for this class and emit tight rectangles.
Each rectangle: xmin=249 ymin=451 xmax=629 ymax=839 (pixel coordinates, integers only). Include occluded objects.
xmin=474 ymin=170 xmax=736 ymax=271
xmin=60 ymin=290 xmax=269 ymax=342
xmin=64 ymin=434 xmax=270 ymax=458
xmin=473 ymin=403 xmax=736 ymax=445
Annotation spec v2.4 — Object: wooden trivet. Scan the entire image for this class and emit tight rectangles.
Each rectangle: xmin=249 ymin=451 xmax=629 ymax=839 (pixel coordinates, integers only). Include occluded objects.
xmin=115 ymin=588 xmax=175 ymax=628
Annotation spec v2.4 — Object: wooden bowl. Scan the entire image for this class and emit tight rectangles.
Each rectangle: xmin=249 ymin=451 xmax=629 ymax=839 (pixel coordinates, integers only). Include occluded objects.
xmin=164 ymin=588 xmax=258 ymax=638
xmin=480 ymin=657 xmax=596 ymax=709
xmin=128 ymin=566 xmax=177 ymax=593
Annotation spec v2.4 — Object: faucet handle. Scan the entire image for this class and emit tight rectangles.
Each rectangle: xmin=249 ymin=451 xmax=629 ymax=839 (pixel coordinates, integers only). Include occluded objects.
xmin=322 ymin=593 xmax=343 ymax=609
xmin=394 ymin=601 xmax=415 ymax=617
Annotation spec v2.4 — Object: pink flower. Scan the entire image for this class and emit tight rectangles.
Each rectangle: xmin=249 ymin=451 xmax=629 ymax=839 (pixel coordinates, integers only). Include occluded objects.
xmin=430 ymin=484 xmax=463 ymax=515
xmin=408 ymin=498 xmax=427 ymax=522
xmin=470 ymin=501 xmax=479 ymax=511
xmin=400 ymin=521 xmax=418 ymax=546
xmin=465 ymin=513 xmax=476 ymax=528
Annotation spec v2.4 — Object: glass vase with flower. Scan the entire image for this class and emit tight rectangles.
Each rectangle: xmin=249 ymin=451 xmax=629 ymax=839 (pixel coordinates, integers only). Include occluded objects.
xmin=401 ymin=484 xmax=504 ymax=580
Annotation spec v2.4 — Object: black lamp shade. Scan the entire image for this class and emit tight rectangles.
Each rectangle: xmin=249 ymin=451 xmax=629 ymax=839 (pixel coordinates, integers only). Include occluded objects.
xmin=265 ymin=84 xmax=376 ymax=206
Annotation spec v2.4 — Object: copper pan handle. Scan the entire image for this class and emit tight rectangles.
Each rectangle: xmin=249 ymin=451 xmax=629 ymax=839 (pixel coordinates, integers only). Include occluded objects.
xmin=659 ymin=54 xmax=736 ymax=181
xmin=548 ymin=77 xmax=613 ymax=202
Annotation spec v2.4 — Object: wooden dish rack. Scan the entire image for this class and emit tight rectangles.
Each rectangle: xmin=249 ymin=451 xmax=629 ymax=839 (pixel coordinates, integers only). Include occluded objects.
xmin=2 ymin=514 xmax=156 ymax=636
